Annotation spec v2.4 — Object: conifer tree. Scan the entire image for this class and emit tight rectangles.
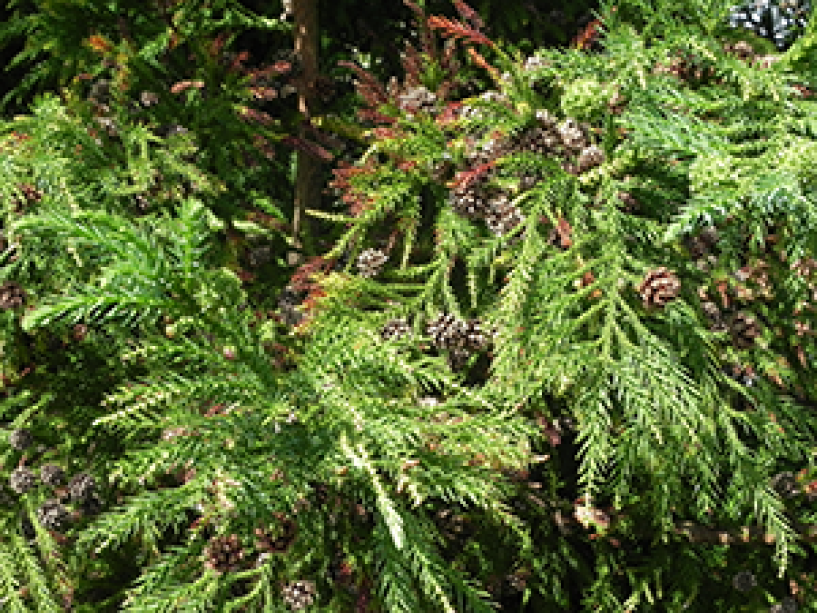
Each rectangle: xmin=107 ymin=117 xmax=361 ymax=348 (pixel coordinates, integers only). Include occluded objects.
xmin=1 ymin=0 xmax=817 ymax=611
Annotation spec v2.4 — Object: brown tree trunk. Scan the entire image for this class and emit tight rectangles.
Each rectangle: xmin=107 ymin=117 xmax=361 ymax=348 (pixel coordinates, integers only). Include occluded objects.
xmin=290 ymin=0 xmax=320 ymax=265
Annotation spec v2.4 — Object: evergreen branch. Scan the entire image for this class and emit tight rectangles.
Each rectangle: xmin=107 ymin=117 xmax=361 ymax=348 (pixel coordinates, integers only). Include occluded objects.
xmin=75 ymin=486 xmax=207 ymax=559
xmin=22 ymin=294 xmax=174 ymax=331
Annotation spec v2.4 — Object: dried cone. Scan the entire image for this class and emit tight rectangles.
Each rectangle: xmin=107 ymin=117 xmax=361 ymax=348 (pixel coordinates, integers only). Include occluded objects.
xmin=282 ymin=579 xmax=317 ymax=610
xmin=770 ymin=472 xmax=798 ymax=499
xmin=463 ymin=319 xmax=490 ymax=352
xmin=0 ymin=282 xmax=26 ymax=309
xmin=769 ymin=597 xmax=799 ymax=613
xmin=14 ymin=183 xmax=43 ymax=211
xmin=723 ymin=40 xmax=756 ymax=62
xmin=617 ymin=191 xmax=639 ymax=212
xmin=534 ymin=108 xmax=557 ymax=127
xmin=9 ymin=428 xmax=33 ymax=451
xmin=40 ymin=464 xmax=66 ymax=487
xmin=730 ymin=311 xmax=762 ymax=348
xmin=9 ymin=468 xmax=36 ymax=494
xmin=67 ymin=473 xmax=96 ymax=503
xmin=447 ymin=347 xmax=472 ymax=371
xmin=255 ymin=513 xmax=297 ymax=554
xmin=686 ymin=225 xmax=719 ymax=258
xmin=356 ymin=248 xmax=388 ymax=278
xmin=731 ymin=570 xmax=757 ymax=592
xmin=556 ymin=119 xmax=587 ymax=151
xmin=37 ymin=499 xmax=70 ymax=531
xmin=485 ymin=195 xmax=525 ymax=236
xmin=449 ymin=184 xmax=491 ymax=219
xmin=426 ymin=313 xmax=468 ymax=350
xmin=204 ymin=534 xmax=246 ymax=574
xmin=435 ymin=508 xmax=473 ymax=540
xmin=396 ymin=85 xmax=437 ymax=115
xmin=576 ymin=145 xmax=605 ymax=172
xmin=80 ymin=494 xmax=104 ymax=517
xmin=638 ymin=267 xmax=681 ymax=308
xmin=381 ymin=318 xmax=411 ymax=341
xmin=701 ymin=300 xmax=728 ymax=332
xmin=514 ymin=126 xmax=560 ymax=155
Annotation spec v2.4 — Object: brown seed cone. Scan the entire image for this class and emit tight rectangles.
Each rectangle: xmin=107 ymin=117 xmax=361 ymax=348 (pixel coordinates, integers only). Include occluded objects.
xmin=9 ymin=428 xmax=33 ymax=451
xmin=381 ymin=318 xmax=411 ymax=341
xmin=9 ymin=467 xmax=36 ymax=494
xmin=282 ymin=579 xmax=317 ymax=610
xmin=556 ymin=119 xmax=587 ymax=151
xmin=0 ymin=282 xmax=26 ymax=309
xmin=40 ymin=464 xmax=66 ymax=487
xmin=449 ymin=184 xmax=492 ymax=220
xmin=484 ymin=195 xmax=525 ymax=236
xmin=36 ymin=499 xmax=70 ymax=531
xmin=730 ymin=311 xmax=762 ymax=349
xmin=356 ymin=248 xmax=388 ymax=278
xmin=723 ymin=40 xmax=756 ymax=62
xmin=204 ymin=533 xmax=246 ymax=574
xmin=617 ymin=191 xmax=639 ymax=212
xmin=638 ymin=267 xmax=681 ymax=307
xmin=67 ymin=472 xmax=96 ymax=502
xmin=576 ymin=145 xmax=605 ymax=173
xmin=426 ymin=313 xmax=468 ymax=350
xmin=254 ymin=513 xmax=297 ymax=554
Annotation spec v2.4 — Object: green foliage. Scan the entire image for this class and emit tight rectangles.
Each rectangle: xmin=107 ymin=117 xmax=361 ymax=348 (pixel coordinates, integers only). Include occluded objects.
xmin=2 ymin=0 xmax=817 ymax=611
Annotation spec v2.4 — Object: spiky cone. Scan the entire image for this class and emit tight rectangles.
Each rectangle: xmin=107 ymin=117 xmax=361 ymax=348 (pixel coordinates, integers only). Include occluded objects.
xmin=449 ymin=184 xmax=491 ymax=219
xmin=435 ymin=507 xmax=474 ymax=541
xmin=485 ymin=195 xmax=525 ymax=237
xmin=731 ymin=570 xmax=757 ymax=592
xmin=281 ymin=579 xmax=317 ymax=610
xmin=556 ymin=118 xmax=587 ymax=151
xmin=16 ymin=183 xmax=43 ymax=208
xmin=575 ymin=145 xmax=605 ymax=173
xmin=37 ymin=499 xmax=70 ymax=531
xmin=727 ymin=363 xmax=757 ymax=387
xmin=770 ymin=472 xmax=798 ymax=499
xmin=734 ymin=261 xmax=772 ymax=302
xmin=426 ymin=313 xmax=469 ymax=351
xmin=255 ymin=513 xmax=297 ymax=554
xmin=40 ymin=464 xmax=66 ymax=487
xmin=617 ymin=191 xmax=639 ymax=212
xmin=512 ymin=125 xmax=560 ymax=156
xmin=78 ymin=494 xmax=104 ymax=518
xmin=447 ymin=347 xmax=472 ymax=371
xmin=638 ymin=267 xmax=681 ymax=308
xmin=380 ymin=318 xmax=411 ymax=341
xmin=204 ymin=534 xmax=246 ymax=574
xmin=8 ymin=428 xmax=33 ymax=451
xmin=685 ymin=225 xmax=720 ymax=257
xmin=0 ymin=281 xmax=26 ymax=309
xmin=356 ymin=248 xmax=388 ymax=278
xmin=769 ymin=597 xmax=799 ymax=613
xmin=534 ymin=108 xmax=557 ymax=128
xmin=463 ymin=319 xmax=491 ymax=352
xmin=67 ymin=472 xmax=96 ymax=503
xmin=723 ymin=40 xmax=756 ymax=62
xmin=9 ymin=467 xmax=36 ymax=494
xmin=505 ymin=568 xmax=531 ymax=593
xmin=396 ymin=85 xmax=437 ymax=116
xmin=729 ymin=311 xmax=762 ymax=349
xmin=701 ymin=300 xmax=728 ymax=333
